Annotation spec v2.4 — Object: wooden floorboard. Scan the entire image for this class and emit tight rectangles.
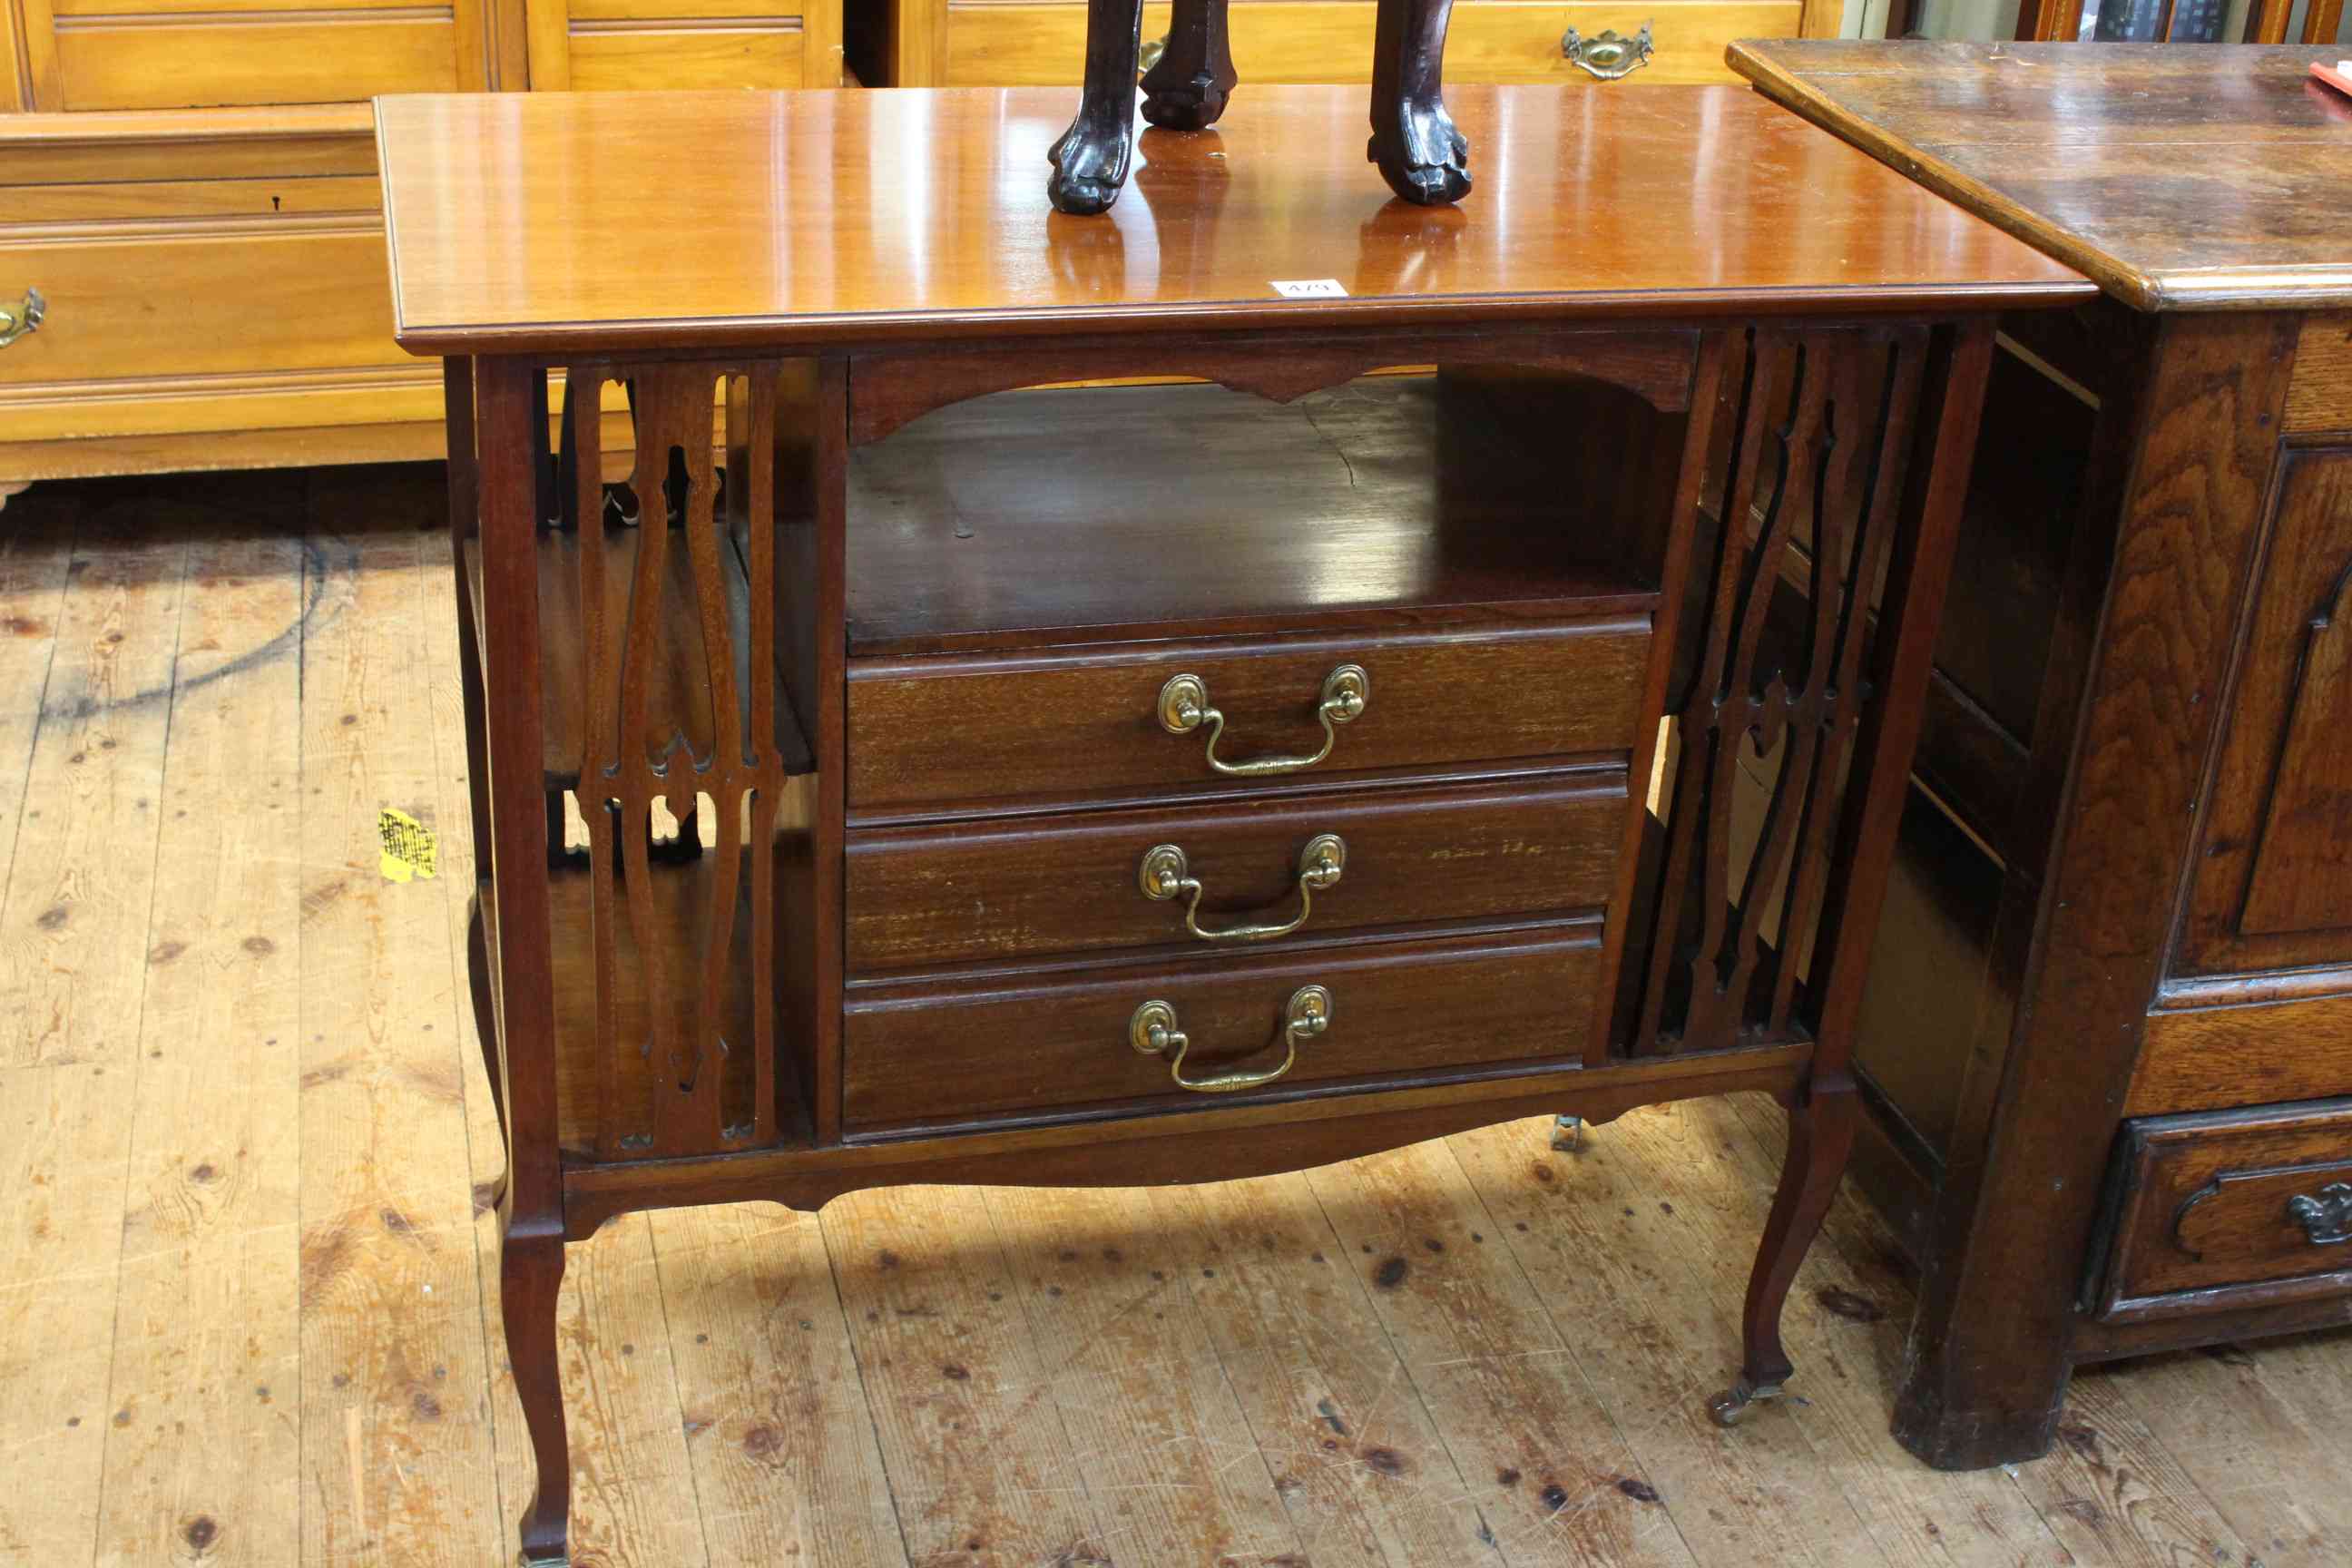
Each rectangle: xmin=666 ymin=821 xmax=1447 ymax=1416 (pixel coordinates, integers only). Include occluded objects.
xmin=1 ymin=463 xmax=2347 ymax=1568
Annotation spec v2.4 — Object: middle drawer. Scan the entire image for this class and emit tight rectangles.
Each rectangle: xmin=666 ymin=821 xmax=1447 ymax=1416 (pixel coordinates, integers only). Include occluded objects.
xmin=846 ymin=769 xmax=1627 ymax=974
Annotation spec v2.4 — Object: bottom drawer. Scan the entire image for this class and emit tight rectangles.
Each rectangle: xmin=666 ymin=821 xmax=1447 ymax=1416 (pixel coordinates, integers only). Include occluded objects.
xmin=2091 ymin=1098 xmax=2352 ymax=1324
xmin=845 ymin=921 xmax=1602 ymax=1133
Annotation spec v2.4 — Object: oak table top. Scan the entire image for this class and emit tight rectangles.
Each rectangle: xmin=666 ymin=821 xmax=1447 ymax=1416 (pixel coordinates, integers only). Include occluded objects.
xmin=1727 ymin=41 xmax=2352 ymax=313
xmin=373 ymin=83 xmax=2089 ymax=356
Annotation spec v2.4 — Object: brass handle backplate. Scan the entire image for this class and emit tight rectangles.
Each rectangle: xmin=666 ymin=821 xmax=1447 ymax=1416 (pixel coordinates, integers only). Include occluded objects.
xmin=1129 ymin=985 xmax=1332 ymax=1093
xmin=1139 ymin=833 xmax=1345 ymax=942
xmin=0 ymin=288 xmax=45 ymax=349
xmin=1562 ymin=22 xmax=1653 ymax=80
xmin=1158 ymin=664 xmax=1368 ymax=777
xmin=2288 ymin=1181 xmax=2352 ymax=1246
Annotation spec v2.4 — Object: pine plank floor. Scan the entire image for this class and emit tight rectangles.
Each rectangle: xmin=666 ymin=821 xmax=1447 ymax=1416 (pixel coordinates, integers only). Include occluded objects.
xmin=0 ymin=464 xmax=2346 ymax=1568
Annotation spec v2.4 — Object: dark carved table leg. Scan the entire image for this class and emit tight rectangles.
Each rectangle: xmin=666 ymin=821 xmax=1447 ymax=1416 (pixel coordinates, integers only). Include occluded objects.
xmin=1140 ymin=0 xmax=1238 ymax=132
xmin=1048 ymin=0 xmax=1149 ymax=214
xmin=1367 ymin=0 xmax=1470 ymax=205
xmin=1711 ymin=1077 xmax=1858 ymax=1425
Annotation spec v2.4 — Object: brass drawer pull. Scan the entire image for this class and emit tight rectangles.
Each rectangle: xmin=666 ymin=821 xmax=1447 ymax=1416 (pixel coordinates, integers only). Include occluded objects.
xmin=1129 ymin=985 xmax=1332 ymax=1093
xmin=1158 ymin=664 xmax=1368 ymax=777
xmin=1563 ymin=22 xmax=1652 ymax=81
xmin=0 ymin=289 xmax=44 ymax=349
xmin=1139 ymin=833 xmax=1345 ymax=943
xmin=2288 ymin=1181 xmax=2352 ymax=1245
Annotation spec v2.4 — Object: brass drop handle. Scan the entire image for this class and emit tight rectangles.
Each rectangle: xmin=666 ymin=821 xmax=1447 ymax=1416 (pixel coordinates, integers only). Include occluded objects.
xmin=1140 ymin=833 xmax=1345 ymax=943
xmin=1129 ymin=985 xmax=1331 ymax=1093
xmin=1158 ymin=664 xmax=1368 ymax=777
xmin=2288 ymin=1181 xmax=2352 ymax=1245
xmin=0 ymin=288 xmax=44 ymax=348
xmin=1563 ymin=22 xmax=1653 ymax=81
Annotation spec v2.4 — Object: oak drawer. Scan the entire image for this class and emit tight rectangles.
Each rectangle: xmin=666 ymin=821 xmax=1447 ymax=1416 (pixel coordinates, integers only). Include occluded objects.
xmin=2090 ymin=1098 xmax=2352 ymax=1324
xmin=846 ymin=768 xmax=1627 ymax=973
xmin=49 ymin=19 xmax=473 ymax=111
xmin=938 ymin=1 xmax=1796 ymax=88
xmin=844 ymin=920 xmax=1602 ymax=1132
xmin=0 ymin=228 xmax=403 ymax=391
xmin=846 ymin=619 xmax=1651 ymax=813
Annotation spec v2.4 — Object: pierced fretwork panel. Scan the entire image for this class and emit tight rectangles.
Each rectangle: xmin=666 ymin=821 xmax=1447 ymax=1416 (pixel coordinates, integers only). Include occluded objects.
xmin=563 ymin=363 xmax=800 ymax=1158
xmin=1634 ymin=328 xmax=1926 ymax=1055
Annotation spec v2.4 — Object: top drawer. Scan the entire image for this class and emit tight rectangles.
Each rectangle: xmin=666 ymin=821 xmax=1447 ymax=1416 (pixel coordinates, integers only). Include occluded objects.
xmin=846 ymin=618 xmax=1652 ymax=814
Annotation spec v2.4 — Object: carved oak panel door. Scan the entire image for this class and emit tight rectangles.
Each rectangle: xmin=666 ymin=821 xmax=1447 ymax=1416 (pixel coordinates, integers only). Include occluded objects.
xmin=2182 ymin=445 xmax=2352 ymax=975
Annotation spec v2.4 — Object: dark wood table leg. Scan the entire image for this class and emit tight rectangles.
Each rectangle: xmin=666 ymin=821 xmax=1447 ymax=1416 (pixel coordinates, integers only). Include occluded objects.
xmin=1047 ymin=0 xmax=1149 ymax=214
xmin=475 ymin=355 xmax=575 ymax=1565
xmin=1139 ymin=0 xmax=1238 ymax=130
xmin=1367 ymin=0 xmax=1471 ymax=205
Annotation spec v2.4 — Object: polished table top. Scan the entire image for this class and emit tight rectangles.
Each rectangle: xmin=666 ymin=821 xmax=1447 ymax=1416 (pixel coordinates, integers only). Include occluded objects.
xmin=373 ymin=84 xmax=2090 ymax=356
xmin=1728 ymin=41 xmax=2352 ymax=313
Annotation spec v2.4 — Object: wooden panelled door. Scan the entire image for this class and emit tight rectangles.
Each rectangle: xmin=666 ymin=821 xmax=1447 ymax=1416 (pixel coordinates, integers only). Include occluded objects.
xmin=524 ymin=0 xmax=843 ymax=88
xmin=14 ymin=0 xmax=494 ymax=110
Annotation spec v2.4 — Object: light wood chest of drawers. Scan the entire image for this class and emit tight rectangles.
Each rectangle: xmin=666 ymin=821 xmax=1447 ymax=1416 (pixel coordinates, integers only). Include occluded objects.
xmin=0 ymin=0 xmax=841 ymax=490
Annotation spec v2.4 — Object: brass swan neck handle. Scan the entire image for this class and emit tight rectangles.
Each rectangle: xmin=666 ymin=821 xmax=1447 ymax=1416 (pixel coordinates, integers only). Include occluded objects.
xmin=1139 ymin=833 xmax=1345 ymax=942
xmin=1129 ymin=985 xmax=1332 ymax=1093
xmin=1159 ymin=664 xmax=1368 ymax=777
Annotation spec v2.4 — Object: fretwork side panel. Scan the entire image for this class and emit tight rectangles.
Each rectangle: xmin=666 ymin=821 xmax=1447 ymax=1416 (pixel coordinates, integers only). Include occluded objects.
xmin=1631 ymin=327 xmax=1928 ymax=1056
xmin=550 ymin=361 xmax=816 ymax=1159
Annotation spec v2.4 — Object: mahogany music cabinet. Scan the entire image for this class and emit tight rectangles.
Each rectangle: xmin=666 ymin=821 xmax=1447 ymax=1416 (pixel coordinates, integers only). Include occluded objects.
xmin=372 ymin=83 xmax=2088 ymax=1563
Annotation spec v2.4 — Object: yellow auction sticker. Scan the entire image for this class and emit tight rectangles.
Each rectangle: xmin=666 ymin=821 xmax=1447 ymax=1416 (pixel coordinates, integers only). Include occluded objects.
xmin=377 ymin=808 xmax=438 ymax=884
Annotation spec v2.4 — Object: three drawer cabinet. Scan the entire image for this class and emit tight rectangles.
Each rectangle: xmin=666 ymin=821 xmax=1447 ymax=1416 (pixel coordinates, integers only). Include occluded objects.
xmin=834 ymin=371 xmax=1668 ymax=1137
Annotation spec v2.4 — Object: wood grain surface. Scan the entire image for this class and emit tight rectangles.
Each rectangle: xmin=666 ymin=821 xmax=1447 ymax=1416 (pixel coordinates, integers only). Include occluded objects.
xmin=372 ymin=84 xmax=2089 ymax=354
xmin=845 ymin=769 xmax=1625 ymax=971
xmin=843 ymin=920 xmax=1604 ymax=1130
xmin=1727 ymin=41 xmax=2352 ymax=312
xmin=847 ymin=619 xmax=1651 ymax=812
xmin=845 ymin=373 xmax=1669 ymax=655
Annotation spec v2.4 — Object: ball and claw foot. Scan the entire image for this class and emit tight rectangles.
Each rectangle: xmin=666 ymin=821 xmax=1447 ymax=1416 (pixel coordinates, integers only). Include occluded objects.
xmin=1708 ymin=1375 xmax=1786 ymax=1428
xmin=1368 ymin=96 xmax=1471 ymax=207
xmin=1551 ymin=1114 xmax=1584 ymax=1152
xmin=1048 ymin=119 xmax=1135 ymax=216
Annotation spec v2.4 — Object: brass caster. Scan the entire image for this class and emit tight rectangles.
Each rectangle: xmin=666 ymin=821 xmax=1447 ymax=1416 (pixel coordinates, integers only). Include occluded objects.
xmin=1708 ymin=1377 xmax=1784 ymax=1427
xmin=1550 ymin=1114 xmax=1584 ymax=1152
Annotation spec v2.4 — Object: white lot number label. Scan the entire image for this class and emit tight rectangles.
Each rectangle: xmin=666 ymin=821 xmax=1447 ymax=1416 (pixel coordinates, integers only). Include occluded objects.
xmin=1270 ymin=279 xmax=1349 ymax=299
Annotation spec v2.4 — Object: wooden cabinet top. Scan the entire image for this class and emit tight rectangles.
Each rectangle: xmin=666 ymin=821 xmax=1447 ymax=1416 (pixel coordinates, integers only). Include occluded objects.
xmin=373 ymin=83 xmax=2087 ymax=355
xmin=1728 ymin=41 xmax=2352 ymax=313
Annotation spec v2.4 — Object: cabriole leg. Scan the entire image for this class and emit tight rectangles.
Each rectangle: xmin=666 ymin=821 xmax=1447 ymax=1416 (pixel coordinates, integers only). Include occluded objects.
xmin=1048 ymin=0 xmax=1150 ymax=214
xmin=1710 ymin=1077 xmax=1858 ymax=1426
xmin=1367 ymin=0 xmax=1470 ymax=205
xmin=501 ymin=1228 xmax=572 ymax=1565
